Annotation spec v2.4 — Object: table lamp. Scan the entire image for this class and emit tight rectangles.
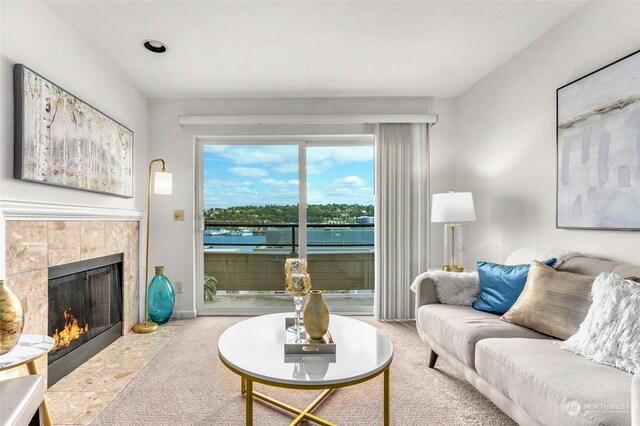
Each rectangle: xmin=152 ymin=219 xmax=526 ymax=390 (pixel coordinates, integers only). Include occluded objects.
xmin=133 ymin=158 xmax=172 ymax=333
xmin=431 ymin=190 xmax=476 ymax=272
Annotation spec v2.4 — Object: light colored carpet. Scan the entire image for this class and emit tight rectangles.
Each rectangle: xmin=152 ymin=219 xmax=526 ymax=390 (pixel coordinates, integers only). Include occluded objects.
xmin=92 ymin=317 xmax=515 ymax=425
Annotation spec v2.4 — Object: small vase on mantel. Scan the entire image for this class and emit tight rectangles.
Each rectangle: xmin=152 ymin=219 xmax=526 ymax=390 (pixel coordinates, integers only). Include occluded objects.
xmin=0 ymin=280 xmax=24 ymax=355
xmin=303 ymin=290 xmax=329 ymax=340
xmin=148 ymin=266 xmax=175 ymax=325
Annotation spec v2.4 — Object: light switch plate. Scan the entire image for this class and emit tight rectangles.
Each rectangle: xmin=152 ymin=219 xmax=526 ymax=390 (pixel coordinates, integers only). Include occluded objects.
xmin=175 ymin=281 xmax=183 ymax=293
xmin=173 ymin=210 xmax=184 ymax=221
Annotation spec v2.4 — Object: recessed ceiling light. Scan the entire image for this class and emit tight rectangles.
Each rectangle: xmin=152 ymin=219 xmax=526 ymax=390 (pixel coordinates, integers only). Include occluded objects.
xmin=143 ymin=40 xmax=167 ymax=53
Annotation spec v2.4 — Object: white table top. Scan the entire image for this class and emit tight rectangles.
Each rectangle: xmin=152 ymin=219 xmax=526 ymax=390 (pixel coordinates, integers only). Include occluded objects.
xmin=218 ymin=313 xmax=393 ymax=387
xmin=0 ymin=334 xmax=55 ymax=371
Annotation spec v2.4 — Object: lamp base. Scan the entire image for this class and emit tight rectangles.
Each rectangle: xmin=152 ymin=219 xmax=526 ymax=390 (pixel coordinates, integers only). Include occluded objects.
xmin=443 ymin=265 xmax=464 ymax=273
xmin=132 ymin=321 xmax=159 ymax=334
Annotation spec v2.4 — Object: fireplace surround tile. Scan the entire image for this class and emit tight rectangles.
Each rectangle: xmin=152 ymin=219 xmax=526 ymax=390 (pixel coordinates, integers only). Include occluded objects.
xmin=3 ymin=219 xmax=140 ymax=388
xmin=48 ymin=221 xmax=82 ymax=266
xmin=127 ymin=221 xmax=139 ymax=253
xmin=123 ymin=251 xmax=140 ymax=333
xmin=6 ymin=221 xmax=48 ymax=275
xmin=105 ymin=221 xmax=130 ymax=255
xmin=80 ymin=221 xmax=107 ymax=260
xmin=45 ymin=390 xmax=119 ymax=425
xmin=6 ymin=268 xmax=48 ymax=335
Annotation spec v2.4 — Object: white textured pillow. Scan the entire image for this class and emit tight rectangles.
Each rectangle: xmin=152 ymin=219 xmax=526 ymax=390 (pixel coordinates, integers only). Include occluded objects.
xmin=411 ymin=271 xmax=479 ymax=306
xmin=505 ymin=247 xmax=579 ymax=268
xmin=561 ymin=272 xmax=640 ymax=374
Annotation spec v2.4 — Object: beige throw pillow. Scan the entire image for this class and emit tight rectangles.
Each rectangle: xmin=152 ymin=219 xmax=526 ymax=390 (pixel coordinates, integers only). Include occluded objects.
xmin=501 ymin=260 xmax=594 ymax=340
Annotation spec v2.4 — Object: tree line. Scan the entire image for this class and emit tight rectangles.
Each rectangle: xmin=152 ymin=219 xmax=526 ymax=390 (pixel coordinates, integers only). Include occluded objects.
xmin=204 ymin=204 xmax=374 ymax=224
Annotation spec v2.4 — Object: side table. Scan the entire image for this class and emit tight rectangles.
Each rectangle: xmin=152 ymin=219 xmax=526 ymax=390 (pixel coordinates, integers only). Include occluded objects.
xmin=0 ymin=334 xmax=55 ymax=426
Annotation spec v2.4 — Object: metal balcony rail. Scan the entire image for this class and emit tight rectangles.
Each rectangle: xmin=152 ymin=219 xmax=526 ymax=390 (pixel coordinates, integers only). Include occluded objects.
xmin=204 ymin=221 xmax=374 ymax=253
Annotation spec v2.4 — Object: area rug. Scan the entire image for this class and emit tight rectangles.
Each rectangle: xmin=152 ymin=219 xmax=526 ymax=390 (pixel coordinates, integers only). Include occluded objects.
xmin=92 ymin=317 xmax=514 ymax=425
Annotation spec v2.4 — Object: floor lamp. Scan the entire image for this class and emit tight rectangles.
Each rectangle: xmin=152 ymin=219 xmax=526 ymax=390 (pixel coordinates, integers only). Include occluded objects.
xmin=431 ymin=191 xmax=476 ymax=272
xmin=133 ymin=159 xmax=172 ymax=334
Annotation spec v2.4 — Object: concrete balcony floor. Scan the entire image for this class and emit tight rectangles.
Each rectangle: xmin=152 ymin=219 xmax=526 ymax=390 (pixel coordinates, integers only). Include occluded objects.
xmin=203 ymin=292 xmax=374 ymax=309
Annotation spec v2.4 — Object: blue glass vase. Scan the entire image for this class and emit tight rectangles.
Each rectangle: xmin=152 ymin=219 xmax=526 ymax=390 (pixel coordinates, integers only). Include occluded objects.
xmin=148 ymin=266 xmax=175 ymax=325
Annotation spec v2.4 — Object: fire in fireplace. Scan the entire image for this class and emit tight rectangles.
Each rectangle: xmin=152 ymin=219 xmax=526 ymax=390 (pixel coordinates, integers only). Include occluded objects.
xmin=52 ymin=308 xmax=89 ymax=352
xmin=48 ymin=253 xmax=123 ymax=386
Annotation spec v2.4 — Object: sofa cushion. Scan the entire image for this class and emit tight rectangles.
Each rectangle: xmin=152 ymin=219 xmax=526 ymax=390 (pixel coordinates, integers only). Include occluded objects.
xmin=417 ymin=304 xmax=550 ymax=370
xmin=501 ymin=261 xmax=594 ymax=340
xmin=472 ymin=258 xmax=556 ymax=315
xmin=476 ymin=338 xmax=633 ymax=426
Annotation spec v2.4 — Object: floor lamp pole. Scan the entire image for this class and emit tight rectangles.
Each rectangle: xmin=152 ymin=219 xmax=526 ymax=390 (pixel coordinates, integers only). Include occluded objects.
xmin=133 ymin=158 xmax=167 ymax=334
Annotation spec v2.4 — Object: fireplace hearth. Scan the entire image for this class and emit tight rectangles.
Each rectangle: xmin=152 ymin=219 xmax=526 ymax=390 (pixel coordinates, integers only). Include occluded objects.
xmin=48 ymin=253 xmax=123 ymax=385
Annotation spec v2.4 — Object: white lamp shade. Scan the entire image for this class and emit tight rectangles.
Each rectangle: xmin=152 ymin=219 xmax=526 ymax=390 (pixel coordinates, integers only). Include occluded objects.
xmin=431 ymin=192 xmax=476 ymax=223
xmin=154 ymin=171 xmax=173 ymax=195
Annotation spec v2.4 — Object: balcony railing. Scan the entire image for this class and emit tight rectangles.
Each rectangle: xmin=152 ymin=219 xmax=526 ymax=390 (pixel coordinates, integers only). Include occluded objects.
xmin=204 ymin=221 xmax=374 ymax=253
xmin=203 ymin=222 xmax=374 ymax=293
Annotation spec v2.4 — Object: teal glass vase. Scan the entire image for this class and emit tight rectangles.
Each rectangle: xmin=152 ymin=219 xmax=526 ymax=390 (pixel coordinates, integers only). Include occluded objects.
xmin=148 ymin=266 xmax=175 ymax=325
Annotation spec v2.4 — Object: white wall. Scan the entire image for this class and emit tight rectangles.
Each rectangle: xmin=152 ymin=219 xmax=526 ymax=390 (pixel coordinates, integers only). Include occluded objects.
xmin=429 ymin=98 xmax=457 ymax=268
xmin=148 ymin=97 xmax=453 ymax=315
xmin=454 ymin=1 xmax=640 ymax=267
xmin=0 ymin=1 xmax=149 ymax=316
xmin=0 ymin=1 xmax=148 ymax=211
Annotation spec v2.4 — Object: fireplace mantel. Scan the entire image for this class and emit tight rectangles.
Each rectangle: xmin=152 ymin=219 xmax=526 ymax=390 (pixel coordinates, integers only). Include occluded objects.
xmin=0 ymin=199 xmax=145 ymax=220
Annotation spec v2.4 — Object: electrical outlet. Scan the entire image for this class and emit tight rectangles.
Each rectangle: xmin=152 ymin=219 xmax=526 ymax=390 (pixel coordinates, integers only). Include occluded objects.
xmin=173 ymin=210 xmax=184 ymax=221
xmin=175 ymin=281 xmax=183 ymax=293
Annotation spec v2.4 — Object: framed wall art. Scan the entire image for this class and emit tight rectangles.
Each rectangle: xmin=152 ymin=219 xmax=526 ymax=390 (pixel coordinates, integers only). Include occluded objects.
xmin=14 ymin=64 xmax=133 ymax=198
xmin=557 ymin=49 xmax=640 ymax=230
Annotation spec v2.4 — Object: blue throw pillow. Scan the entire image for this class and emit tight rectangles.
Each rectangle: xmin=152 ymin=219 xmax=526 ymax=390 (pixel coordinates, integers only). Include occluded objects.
xmin=472 ymin=258 xmax=556 ymax=315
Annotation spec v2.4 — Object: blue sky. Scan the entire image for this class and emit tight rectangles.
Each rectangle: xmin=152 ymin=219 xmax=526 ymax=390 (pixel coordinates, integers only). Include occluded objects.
xmin=203 ymin=145 xmax=374 ymax=209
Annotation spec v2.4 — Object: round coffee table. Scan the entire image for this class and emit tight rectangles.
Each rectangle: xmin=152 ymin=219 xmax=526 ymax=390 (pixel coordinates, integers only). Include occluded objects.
xmin=218 ymin=313 xmax=393 ymax=426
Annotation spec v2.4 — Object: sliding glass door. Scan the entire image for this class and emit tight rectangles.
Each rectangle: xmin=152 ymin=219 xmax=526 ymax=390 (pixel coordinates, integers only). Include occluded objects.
xmin=196 ymin=137 xmax=374 ymax=315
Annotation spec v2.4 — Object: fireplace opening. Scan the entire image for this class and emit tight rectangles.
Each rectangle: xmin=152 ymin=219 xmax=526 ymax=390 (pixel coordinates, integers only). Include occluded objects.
xmin=48 ymin=253 xmax=123 ymax=386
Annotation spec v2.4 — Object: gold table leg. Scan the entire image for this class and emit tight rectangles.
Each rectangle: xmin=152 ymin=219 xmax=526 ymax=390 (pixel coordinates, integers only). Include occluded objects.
xmin=237 ymin=365 xmax=390 ymax=425
xmin=26 ymin=360 xmax=52 ymax=426
xmin=289 ymin=389 xmax=335 ymax=426
xmin=245 ymin=379 xmax=253 ymax=426
xmin=384 ymin=367 xmax=390 ymax=426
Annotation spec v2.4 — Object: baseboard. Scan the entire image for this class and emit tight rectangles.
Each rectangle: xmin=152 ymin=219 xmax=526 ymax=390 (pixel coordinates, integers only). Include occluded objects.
xmin=172 ymin=310 xmax=197 ymax=319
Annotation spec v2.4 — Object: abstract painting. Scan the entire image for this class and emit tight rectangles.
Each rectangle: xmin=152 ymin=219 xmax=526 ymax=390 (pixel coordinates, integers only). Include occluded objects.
xmin=14 ymin=64 xmax=133 ymax=198
xmin=557 ymin=50 xmax=640 ymax=230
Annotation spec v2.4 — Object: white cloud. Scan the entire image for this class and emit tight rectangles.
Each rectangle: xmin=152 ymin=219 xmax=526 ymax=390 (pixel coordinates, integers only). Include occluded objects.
xmin=332 ymin=176 xmax=366 ymax=187
xmin=204 ymin=145 xmax=373 ymax=176
xmin=229 ymin=167 xmax=268 ymax=177
xmin=205 ymin=145 xmax=297 ymax=166
xmin=308 ymin=186 xmax=374 ymax=205
xmin=261 ymin=178 xmax=299 ymax=188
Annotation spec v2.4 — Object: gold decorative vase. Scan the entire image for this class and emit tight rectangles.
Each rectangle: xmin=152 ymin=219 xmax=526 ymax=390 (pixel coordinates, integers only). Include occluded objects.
xmin=303 ymin=290 xmax=329 ymax=340
xmin=0 ymin=280 xmax=24 ymax=355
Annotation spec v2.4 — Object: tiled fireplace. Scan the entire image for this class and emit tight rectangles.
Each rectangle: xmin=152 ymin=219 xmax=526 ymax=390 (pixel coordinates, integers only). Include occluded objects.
xmin=4 ymin=220 xmax=140 ymax=384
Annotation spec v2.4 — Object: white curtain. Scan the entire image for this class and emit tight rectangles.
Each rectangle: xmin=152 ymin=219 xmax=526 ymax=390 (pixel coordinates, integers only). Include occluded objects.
xmin=374 ymin=123 xmax=430 ymax=320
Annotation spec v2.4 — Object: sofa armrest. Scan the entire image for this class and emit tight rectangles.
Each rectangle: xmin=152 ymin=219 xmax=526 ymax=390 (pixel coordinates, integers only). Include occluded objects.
xmin=633 ymin=371 xmax=639 ymax=426
xmin=414 ymin=274 xmax=440 ymax=313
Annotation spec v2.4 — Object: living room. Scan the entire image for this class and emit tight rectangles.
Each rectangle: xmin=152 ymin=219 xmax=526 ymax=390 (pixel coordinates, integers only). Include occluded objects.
xmin=0 ymin=1 xmax=639 ymax=425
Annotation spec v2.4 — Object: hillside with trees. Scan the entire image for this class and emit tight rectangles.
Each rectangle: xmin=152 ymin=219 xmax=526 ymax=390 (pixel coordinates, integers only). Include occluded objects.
xmin=204 ymin=204 xmax=374 ymax=224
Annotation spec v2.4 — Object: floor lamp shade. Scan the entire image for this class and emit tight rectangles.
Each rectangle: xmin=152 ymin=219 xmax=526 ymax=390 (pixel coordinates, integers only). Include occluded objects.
xmin=154 ymin=172 xmax=173 ymax=195
xmin=431 ymin=191 xmax=476 ymax=272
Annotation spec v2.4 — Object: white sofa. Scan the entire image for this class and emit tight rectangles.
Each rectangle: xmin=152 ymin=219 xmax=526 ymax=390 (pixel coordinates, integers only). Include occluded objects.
xmin=415 ymin=256 xmax=639 ymax=426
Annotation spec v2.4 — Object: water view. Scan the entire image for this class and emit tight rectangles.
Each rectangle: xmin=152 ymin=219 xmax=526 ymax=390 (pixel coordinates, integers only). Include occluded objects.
xmin=201 ymin=143 xmax=375 ymax=309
